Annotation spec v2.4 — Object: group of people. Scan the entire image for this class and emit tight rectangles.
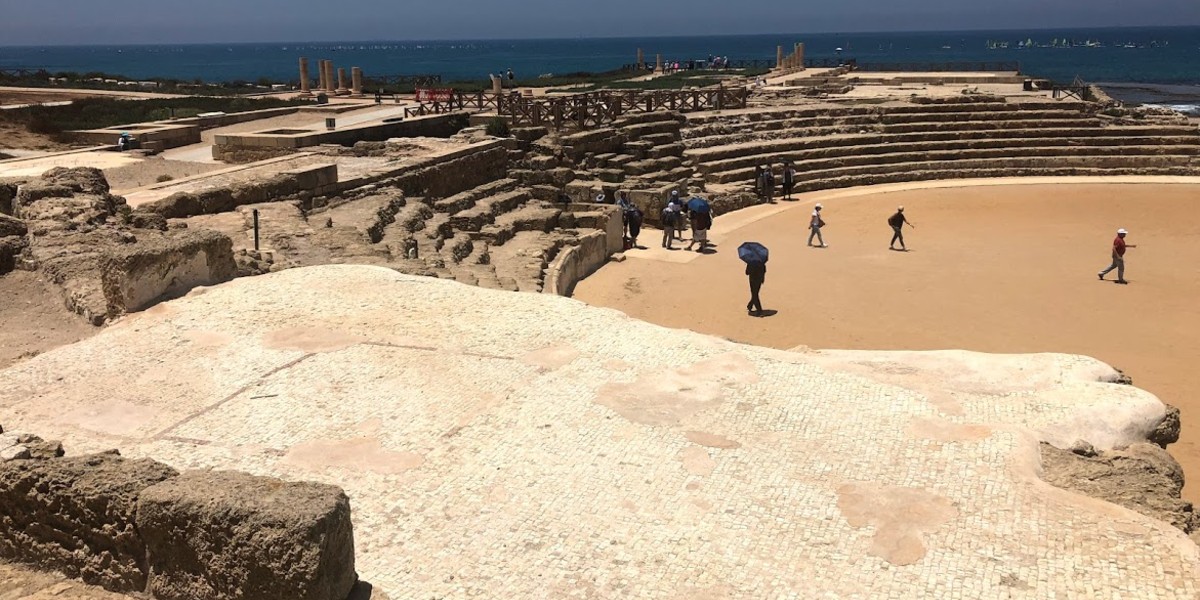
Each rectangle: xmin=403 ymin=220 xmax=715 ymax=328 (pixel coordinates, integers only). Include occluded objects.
xmin=748 ymin=204 xmax=916 ymax=315
xmin=754 ymin=164 xmax=798 ymax=203
xmin=659 ymin=190 xmax=714 ymax=252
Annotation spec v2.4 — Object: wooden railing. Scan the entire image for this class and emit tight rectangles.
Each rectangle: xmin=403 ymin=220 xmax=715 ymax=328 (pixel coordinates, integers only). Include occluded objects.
xmin=852 ymin=61 xmax=1022 ymax=73
xmin=363 ymin=74 xmax=442 ymax=88
xmin=403 ymin=87 xmax=750 ymax=128
xmin=622 ymin=59 xmax=776 ymax=71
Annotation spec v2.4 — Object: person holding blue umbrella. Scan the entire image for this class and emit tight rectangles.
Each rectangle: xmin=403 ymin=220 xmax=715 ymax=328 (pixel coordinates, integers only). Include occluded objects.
xmin=686 ymin=196 xmax=713 ymax=252
xmin=738 ymin=242 xmax=769 ymax=316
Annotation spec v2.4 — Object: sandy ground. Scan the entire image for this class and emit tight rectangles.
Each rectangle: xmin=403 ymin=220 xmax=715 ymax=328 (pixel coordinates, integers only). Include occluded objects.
xmin=0 ymin=271 xmax=97 ymax=370
xmin=104 ymin=157 xmax=224 ymax=193
xmin=575 ymin=181 xmax=1200 ymax=500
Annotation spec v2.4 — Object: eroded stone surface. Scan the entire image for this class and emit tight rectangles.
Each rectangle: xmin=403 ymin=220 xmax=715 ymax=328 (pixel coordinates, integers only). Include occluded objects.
xmin=0 ymin=265 xmax=1196 ymax=598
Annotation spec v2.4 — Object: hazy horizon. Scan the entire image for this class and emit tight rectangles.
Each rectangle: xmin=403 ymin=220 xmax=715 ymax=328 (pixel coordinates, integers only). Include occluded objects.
xmin=1 ymin=24 xmax=1199 ymax=49
xmin=2 ymin=0 xmax=1198 ymax=47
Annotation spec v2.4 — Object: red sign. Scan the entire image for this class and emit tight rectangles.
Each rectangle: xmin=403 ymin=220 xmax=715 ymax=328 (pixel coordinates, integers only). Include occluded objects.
xmin=415 ymin=88 xmax=455 ymax=102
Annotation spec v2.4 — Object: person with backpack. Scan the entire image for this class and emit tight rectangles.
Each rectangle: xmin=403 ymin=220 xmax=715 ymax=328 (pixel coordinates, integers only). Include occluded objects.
xmin=627 ymin=206 xmax=643 ymax=248
xmin=888 ymin=206 xmax=914 ymax=251
xmin=808 ymin=203 xmax=827 ymax=247
xmin=661 ymin=202 xmax=680 ymax=249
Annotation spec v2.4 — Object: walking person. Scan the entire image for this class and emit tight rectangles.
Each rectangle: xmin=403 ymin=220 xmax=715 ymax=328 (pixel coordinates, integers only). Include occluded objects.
xmin=1098 ymin=228 xmax=1136 ymax=284
xmin=661 ymin=202 xmax=680 ymax=250
xmin=808 ymin=204 xmax=827 ymax=247
xmin=888 ymin=206 xmax=914 ymax=251
xmin=753 ymin=165 xmax=765 ymax=201
xmin=746 ymin=260 xmax=766 ymax=316
xmin=763 ymin=167 xmax=776 ymax=204
xmin=686 ymin=199 xmax=713 ymax=252
xmin=627 ymin=206 xmax=643 ymax=248
xmin=782 ymin=163 xmax=796 ymax=200
xmin=668 ymin=191 xmax=686 ymax=241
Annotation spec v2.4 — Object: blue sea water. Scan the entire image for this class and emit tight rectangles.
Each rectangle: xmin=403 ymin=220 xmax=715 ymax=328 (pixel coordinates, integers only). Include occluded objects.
xmin=2 ymin=27 xmax=1199 ymax=110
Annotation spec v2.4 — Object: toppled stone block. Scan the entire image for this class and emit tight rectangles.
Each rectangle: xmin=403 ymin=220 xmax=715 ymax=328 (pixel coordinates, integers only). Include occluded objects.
xmin=0 ymin=445 xmax=30 ymax=461
xmin=0 ymin=214 xmax=27 ymax=237
xmin=100 ymin=228 xmax=236 ymax=318
xmin=137 ymin=470 xmax=357 ymax=600
xmin=0 ymin=453 xmax=179 ymax=593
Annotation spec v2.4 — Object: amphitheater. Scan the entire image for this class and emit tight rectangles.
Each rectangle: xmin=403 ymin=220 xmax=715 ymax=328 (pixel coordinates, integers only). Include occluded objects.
xmin=2 ymin=63 xmax=1200 ymax=598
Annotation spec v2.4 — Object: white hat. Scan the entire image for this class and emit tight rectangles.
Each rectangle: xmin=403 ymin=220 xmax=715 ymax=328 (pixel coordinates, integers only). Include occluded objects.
xmin=1117 ymin=228 xmax=1128 ymax=234
xmin=898 ymin=206 xmax=904 ymax=211
xmin=815 ymin=203 xmax=823 ymax=209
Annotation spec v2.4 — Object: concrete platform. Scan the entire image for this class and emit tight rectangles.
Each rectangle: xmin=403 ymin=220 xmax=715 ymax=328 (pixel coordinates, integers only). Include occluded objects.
xmin=0 ymin=265 xmax=1194 ymax=598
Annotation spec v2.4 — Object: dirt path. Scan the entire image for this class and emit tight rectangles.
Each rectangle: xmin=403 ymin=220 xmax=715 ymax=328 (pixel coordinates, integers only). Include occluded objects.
xmin=575 ymin=181 xmax=1200 ymax=501
xmin=0 ymin=271 xmax=97 ymax=369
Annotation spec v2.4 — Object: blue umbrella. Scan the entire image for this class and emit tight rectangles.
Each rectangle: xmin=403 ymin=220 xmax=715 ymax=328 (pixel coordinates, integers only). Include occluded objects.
xmin=738 ymin=242 xmax=769 ymax=264
xmin=686 ymin=197 xmax=710 ymax=213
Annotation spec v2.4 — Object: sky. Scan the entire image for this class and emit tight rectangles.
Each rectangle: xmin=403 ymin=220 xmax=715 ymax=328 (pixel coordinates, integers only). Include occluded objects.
xmin=1 ymin=0 xmax=1199 ymax=46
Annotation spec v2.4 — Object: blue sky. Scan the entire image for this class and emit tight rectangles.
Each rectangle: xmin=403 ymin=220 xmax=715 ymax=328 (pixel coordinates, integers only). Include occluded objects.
xmin=2 ymin=0 xmax=1199 ymax=45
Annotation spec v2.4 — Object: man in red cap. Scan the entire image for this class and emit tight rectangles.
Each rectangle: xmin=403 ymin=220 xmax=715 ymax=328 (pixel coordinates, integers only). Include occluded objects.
xmin=1098 ymin=228 xmax=1136 ymax=284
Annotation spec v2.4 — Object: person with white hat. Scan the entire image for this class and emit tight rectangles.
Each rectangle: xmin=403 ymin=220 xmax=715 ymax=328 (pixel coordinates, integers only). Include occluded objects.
xmin=888 ymin=206 xmax=914 ymax=251
xmin=808 ymin=203 xmax=826 ymax=248
xmin=1098 ymin=228 xmax=1136 ymax=284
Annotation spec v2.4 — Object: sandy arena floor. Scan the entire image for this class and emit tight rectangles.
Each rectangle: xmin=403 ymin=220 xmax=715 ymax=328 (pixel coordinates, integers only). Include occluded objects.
xmin=575 ymin=181 xmax=1200 ymax=501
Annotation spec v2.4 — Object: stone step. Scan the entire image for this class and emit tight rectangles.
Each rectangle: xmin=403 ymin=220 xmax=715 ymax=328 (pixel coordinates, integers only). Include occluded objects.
xmin=684 ymin=100 xmax=1092 ymax=126
xmin=625 ymin=157 xmax=683 ymax=176
xmin=683 ymin=111 xmax=1103 ymax=148
xmin=641 ymin=133 xmax=680 ymax=146
xmin=700 ymin=138 xmax=1200 ymax=178
xmin=450 ymin=190 xmax=532 ymax=232
xmin=621 ymin=121 xmax=683 ymax=139
xmin=729 ymin=155 xmax=1200 ymax=187
xmin=786 ymin=165 xmax=1200 ymax=195
xmin=320 ymin=193 xmax=406 ymax=244
xmin=613 ymin=111 xmax=687 ymax=127
xmin=477 ymin=203 xmax=564 ymax=246
xmin=433 ymin=178 xmax=519 ymax=215
xmin=648 ymin=143 xmax=686 ymax=160
xmin=687 ymin=125 xmax=1200 ymax=163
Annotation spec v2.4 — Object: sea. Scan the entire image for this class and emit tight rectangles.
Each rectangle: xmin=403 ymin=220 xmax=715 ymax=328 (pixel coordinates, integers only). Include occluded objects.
xmin=2 ymin=27 xmax=1199 ymax=115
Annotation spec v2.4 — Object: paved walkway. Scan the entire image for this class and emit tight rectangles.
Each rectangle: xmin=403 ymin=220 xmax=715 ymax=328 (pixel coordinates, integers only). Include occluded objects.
xmin=0 ymin=265 xmax=1195 ymax=598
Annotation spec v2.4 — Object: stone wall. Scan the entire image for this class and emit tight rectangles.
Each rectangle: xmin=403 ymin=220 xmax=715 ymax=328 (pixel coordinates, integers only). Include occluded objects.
xmin=213 ymin=113 xmax=471 ymax=164
xmin=137 ymin=164 xmax=339 ymax=219
xmin=371 ymin=145 xmax=508 ymax=200
xmin=0 ymin=430 xmax=358 ymax=600
xmin=100 ymin=228 xmax=236 ymax=318
xmin=543 ymin=230 xmax=609 ymax=296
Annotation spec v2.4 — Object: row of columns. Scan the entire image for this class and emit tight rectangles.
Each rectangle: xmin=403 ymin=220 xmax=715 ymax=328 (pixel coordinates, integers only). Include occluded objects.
xmin=298 ymin=58 xmax=364 ymax=98
xmin=776 ymin=42 xmax=806 ymax=71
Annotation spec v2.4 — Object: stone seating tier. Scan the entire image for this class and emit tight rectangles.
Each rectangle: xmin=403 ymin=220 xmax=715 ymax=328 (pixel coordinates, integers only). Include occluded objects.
xmin=689 ymin=125 xmax=1200 ymax=166
xmin=700 ymin=136 xmax=1200 ymax=181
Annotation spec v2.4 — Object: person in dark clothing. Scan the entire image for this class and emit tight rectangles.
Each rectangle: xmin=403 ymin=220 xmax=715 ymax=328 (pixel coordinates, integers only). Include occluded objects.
xmin=661 ymin=204 xmax=679 ymax=249
xmin=763 ymin=167 xmax=775 ymax=204
xmin=782 ymin=164 xmax=796 ymax=200
xmin=627 ymin=207 xmax=643 ymax=248
xmin=753 ymin=165 xmax=765 ymax=199
xmin=746 ymin=261 xmax=766 ymax=316
xmin=888 ymin=206 xmax=914 ymax=251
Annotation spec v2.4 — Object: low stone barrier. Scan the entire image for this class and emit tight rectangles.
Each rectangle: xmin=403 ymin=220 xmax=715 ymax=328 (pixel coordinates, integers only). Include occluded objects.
xmin=543 ymin=230 xmax=609 ymax=296
xmin=0 ymin=452 xmax=178 ymax=593
xmin=138 ymin=471 xmax=356 ymax=600
xmin=137 ymin=164 xmax=339 ymax=219
xmin=100 ymin=228 xmax=237 ymax=318
xmin=0 ymin=429 xmax=359 ymax=600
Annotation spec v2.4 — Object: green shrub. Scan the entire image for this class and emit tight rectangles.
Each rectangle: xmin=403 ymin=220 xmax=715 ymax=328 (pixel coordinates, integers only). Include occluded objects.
xmin=485 ymin=117 xmax=511 ymax=138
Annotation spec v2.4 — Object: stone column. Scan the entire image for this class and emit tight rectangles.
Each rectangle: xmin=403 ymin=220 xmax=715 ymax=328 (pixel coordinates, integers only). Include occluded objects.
xmin=490 ymin=73 xmax=503 ymax=95
xmin=317 ymin=60 xmax=327 ymax=92
xmin=298 ymin=57 xmax=313 ymax=97
xmin=796 ymin=43 xmax=806 ymax=70
xmin=325 ymin=61 xmax=337 ymax=93
xmin=637 ymin=48 xmax=645 ymax=70
xmin=336 ymin=67 xmax=350 ymax=95
xmin=655 ymin=54 xmax=663 ymax=73
xmin=351 ymin=67 xmax=364 ymax=97
xmin=776 ymin=46 xmax=784 ymax=70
